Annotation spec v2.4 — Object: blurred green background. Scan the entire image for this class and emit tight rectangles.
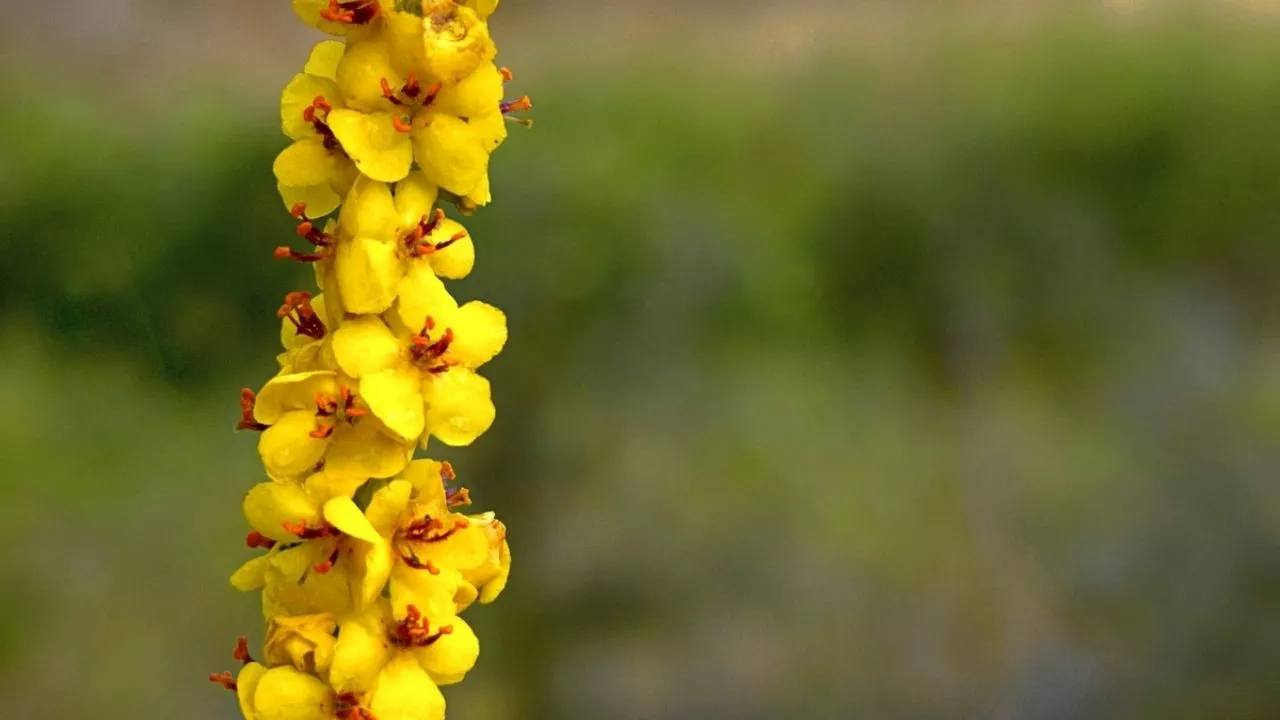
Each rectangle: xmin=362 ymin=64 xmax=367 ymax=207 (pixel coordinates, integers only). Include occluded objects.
xmin=3 ymin=1 xmax=1280 ymax=718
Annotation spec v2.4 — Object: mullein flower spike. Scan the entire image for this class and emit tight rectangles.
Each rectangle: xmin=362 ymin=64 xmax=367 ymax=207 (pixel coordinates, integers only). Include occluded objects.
xmin=215 ymin=2 xmax=525 ymax=718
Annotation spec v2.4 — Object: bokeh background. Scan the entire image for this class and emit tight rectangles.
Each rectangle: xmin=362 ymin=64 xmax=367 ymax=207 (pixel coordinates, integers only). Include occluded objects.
xmin=3 ymin=0 xmax=1280 ymax=717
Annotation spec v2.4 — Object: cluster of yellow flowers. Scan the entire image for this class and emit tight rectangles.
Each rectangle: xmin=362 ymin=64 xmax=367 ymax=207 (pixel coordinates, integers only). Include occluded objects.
xmin=211 ymin=2 xmax=527 ymax=718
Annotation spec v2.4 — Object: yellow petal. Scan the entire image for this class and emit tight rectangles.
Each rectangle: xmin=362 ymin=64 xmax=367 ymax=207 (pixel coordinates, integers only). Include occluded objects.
xmin=237 ymin=662 xmax=268 ymax=720
xmin=423 ymin=368 xmax=495 ymax=446
xmin=446 ymin=301 xmax=507 ymax=368
xmin=415 ymin=615 xmax=479 ymax=686
xmin=433 ymin=63 xmax=504 ymax=119
xmin=281 ymin=74 xmax=342 ymax=140
xmin=244 ymin=481 xmax=322 ymax=542
xmin=231 ymin=555 xmax=272 ymax=592
xmin=396 ymin=459 xmax=448 ymax=502
xmin=253 ymin=666 xmax=335 ymax=720
xmin=478 ymin=538 xmax=510 ymax=603
xmin=303 ymin=471 xmax=366 ymax=502
xmin=331 ymin=316 xmax=402 ymax=379
xmin=335 ymin=36 xmax=402 ymax=113
xmin=389 ymin=563 xmax=462 ymax=621
xmin=460 ymin=170 xmax=492 ymax=210
xmin=367 ymin=480 xmax=413 ymax=535
xmin=258 ymin=411 xmax=330 ymax=480
xmin=394 ymin=265 xmax=459 ymax=334
xmin=277 ymin=182 xmax=341 ymax=220
xmin=414 ymin=523 xmax=490 ymax=572
xmin=339 ymin=175 xmax=400 ymax=241
xmin=360 ymin=365 xmax=426 ymax=442
xmin=394 ymin=172 xmax=440 ymax=228
xmin=369 ymin=652 xmax=446 ymax=720
xmin=304 ymin=40 xmax=345 ymax=79
xmin=325 ymin=417 xmax=412 ymax=480
xmin=411 ymin=113 xmax=489 ymax=197
xmin=255 ymin=371 xmax=338 ymax=424
xmin=335 ymin=236 xmax=405 ymax=315
xmin=323 ymin=496 xmax=382 ymax=544
xmin=330 ymin=604 xmax=391 ymax=694
xmin=328 ymin=108 xmax=413 ymax=183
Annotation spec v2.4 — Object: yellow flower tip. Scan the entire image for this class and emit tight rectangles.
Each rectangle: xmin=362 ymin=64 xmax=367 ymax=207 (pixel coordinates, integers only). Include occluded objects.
xmin=369 ymin=651 xmax=446 ymax=720
xmin=415 ymin=615 xmax=480 ymax=686
xmin=421 ymin=2 xmax=496 ymax=85
xmin=252 ymin=665 xmax=335 ymax=720
xmin=265 ymin=613 xmax=339 ymax=674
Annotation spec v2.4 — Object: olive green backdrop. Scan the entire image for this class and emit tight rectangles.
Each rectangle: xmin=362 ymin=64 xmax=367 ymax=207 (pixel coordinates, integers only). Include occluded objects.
xmin=2 ymin=5 xmax=1279 ymax=719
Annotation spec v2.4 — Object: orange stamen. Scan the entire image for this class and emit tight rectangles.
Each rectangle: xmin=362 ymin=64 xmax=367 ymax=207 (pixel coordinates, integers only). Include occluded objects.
xmin=500 ymin=67 xmax=514 ymax=82
xmin=392 ymin=115 xmax=413 ymax=133
xmin=501 ymin=95 xmax=533 ymax=114
xmin=236 ymin=388 xmax=269 ymax=431
xmin=233 ymin=637 xmax=254 ymax=665
xmin=208 ymin=672 xmax=237 ymax=691
xmin=246 ymin=531 xmax=276 ymax=550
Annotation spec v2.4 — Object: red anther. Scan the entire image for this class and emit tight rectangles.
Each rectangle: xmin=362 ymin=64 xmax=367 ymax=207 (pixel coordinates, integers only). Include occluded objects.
xmin=391 ymin=604 xmax=452 ymax=647
xmin=403 ymin=73 xmax=421 ymax=98
xmin=315 ymin=392 xmax=338 ymax=416
xmin=401 ymin=551 xmax=439 ymax=574
xmin=290 ymin=202 xmax=309 ymax=219
xmin=283 ymin=519 xmax=338 ymax=540
xmin=440 ymin=461 xmax=457 ymax=483
xmin=313 ymin=96 xmax=333 ymax=113
xmin=275 ymin=247 xmax=328 ymax=263
xmin=236 ymin=388 xmax=269 ymax=432
xmin=313 ymin=547 xmax=340 ymax=574
xmin=427 ymin=361 xmax=454 ymax=374
xmin=392 ymin=115 xmax=413 ymax=133
xmin=379 ymin=77 xmax=401 ymax=104
xmin=335 ymin=692 xmax=379 ymax=720
xmin=425 ymin=82 xmax=442 ymax=103
xmin=208 ymin=672 xmax=237 ymax=691
xmin=499 ymin=67 xmax=514 ymax=82
xmin=233 ymin=636 xmax=254 ymax=665
xmin=310 ymin=422 xmax=335 ymax=439
xmin=501 ymin=95 xmax=533 ymax=114
xmin=446 ymin=487 xmax=471 ymax=509
xmin=277 ymin=291 xmax=327 ymax=339
xmin=246 ymin=531 xmax=277 ymax=550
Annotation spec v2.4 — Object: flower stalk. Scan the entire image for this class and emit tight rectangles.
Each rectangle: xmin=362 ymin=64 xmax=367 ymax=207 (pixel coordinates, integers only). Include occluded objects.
xmin=212 ymin=2 xmax=526 ymax=717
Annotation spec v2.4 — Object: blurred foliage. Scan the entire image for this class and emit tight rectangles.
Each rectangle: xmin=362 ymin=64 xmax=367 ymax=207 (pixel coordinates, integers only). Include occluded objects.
xmin=3 ymin=11 xmax=1280 ymax=720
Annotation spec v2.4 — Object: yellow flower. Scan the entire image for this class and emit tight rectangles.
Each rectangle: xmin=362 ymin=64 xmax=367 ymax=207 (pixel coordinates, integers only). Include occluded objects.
xmin=327 ymin=174 xmax=475 ymax=315
xmin=252 ymin=370 xmax=412 ymax=481
xmin=264 ymin=614 xmax=339 ymax=674
xmin=331 ymin=597 xmax=477 ymax=701
xmin=275 ymin=41 xmax=360 ymax=218
xmin=327 ymin=39 xmax=507 ymax=197
xmin=326 ymin=279 xmax=504 ymax=446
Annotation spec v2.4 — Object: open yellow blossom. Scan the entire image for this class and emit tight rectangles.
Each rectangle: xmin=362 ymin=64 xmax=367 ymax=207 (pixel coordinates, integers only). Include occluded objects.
xmin=326 ymin=283 xmax=505 ymax=447
xmin=252 ymin=370 xmax=412 ymax=481
xmin=330 ymin=175 xmax=475 ymax=315
xmin=328 ymin=41 xmax=506 ymax=196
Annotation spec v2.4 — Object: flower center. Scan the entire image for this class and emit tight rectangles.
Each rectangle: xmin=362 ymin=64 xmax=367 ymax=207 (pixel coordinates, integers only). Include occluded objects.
xmin=320 ymin=0 xmax=381 ymax=25
xmin=391 ymin=604 xmax=453 ymax=648
xmin=401 ymin=209 xmax=468 ymax=257
xmin=380 ymin=74 xmax=442 ymax=134
xmin=278 ymin=291 xmax=327 ymax=340
xmin=409 ymin=316 xmax=455 ymax=372
xmin=310 ymin=383 xmax=367 ymax=438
